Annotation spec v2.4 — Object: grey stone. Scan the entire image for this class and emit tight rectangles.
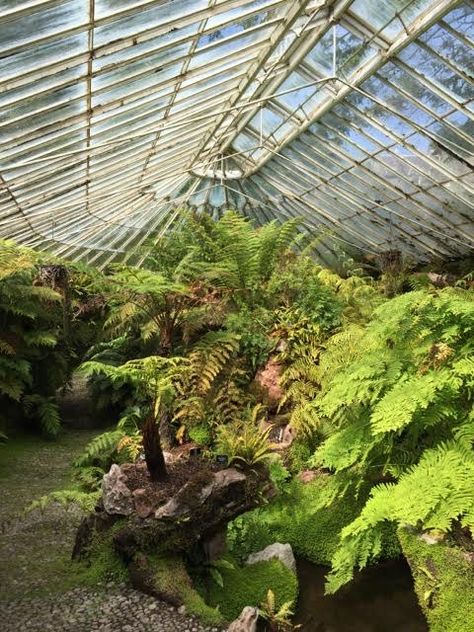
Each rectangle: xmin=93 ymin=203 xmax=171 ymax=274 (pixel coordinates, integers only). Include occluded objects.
xmin=246 ymin=542 xmax=296 ymax=573
xmin=227 ymin=606 xmax=258 ymax=632
xmin=102 ymin=464 xmax=133 ymax=516
xmin=132 ymin=488 xmax=154 ymax=519
xmin=155 ymin=468 xmax=246 ymax=519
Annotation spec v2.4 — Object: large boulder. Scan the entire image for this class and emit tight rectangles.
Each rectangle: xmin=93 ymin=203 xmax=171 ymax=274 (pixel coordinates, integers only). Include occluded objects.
xmin=227 ymin=606 xmax=258 ymax=632
xmin=102 ymin=464 xmax=133 ymax=516
xmin=246 ymin=542 xmax=296 ymax=573
xmin=74 ymin=465 xmax=270 ymax=563
xmin=113 ymin=468 xmax=261 ymax=560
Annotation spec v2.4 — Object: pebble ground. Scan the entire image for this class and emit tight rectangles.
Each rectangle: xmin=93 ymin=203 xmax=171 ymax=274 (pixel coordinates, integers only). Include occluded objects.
xmin=0 ymin=430 xmax=225 ymax=631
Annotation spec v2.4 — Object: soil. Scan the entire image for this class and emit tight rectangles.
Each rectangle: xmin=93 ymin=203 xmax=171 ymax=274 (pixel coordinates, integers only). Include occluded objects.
xmin=121 ymin=452 xmax=222 ymax=511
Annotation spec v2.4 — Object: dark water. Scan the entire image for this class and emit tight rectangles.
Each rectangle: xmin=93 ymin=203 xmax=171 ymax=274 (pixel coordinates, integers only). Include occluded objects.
xmin=294 ymin=558 xmax=428 ymax=632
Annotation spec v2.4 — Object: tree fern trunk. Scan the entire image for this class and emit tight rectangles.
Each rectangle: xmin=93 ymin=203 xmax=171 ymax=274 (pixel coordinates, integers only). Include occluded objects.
xmin=142 ymin=412 xmax=168 ymax=482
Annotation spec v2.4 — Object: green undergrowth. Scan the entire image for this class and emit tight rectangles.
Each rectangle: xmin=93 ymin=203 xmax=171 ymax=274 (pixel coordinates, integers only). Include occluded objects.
xmin=399 ymin=529 xmax=474 ymax=632
xmin=229 ymin=477 xmax=400 ymax=567
xmin=205 ymin=555 xmax=298 ymax=621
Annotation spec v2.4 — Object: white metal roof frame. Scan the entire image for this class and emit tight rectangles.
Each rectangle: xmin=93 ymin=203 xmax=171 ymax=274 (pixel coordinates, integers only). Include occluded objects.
xmin=0 ymin=0 xmax=472 ymax=266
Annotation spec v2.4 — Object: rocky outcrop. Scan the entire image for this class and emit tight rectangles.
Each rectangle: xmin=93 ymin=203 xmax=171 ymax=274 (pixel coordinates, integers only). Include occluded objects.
xmin=254 ymin=357 xmax=283 ymax=409
xmin=112 ymin=467 xmax=262 ymax=561
xmin=227 ymin=607 xmax=258 ymax=632
xmin=74 ymin=463 xmax=271 ymax=610
xmin=102 ymin=464 xmax=134 ymax=516
xmin=246 ymin=542 xmax=296 ymax=573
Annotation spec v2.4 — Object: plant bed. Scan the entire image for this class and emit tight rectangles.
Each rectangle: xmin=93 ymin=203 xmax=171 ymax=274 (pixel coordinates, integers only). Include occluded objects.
xmin=72 ymin=454 xmax=273 ymax=624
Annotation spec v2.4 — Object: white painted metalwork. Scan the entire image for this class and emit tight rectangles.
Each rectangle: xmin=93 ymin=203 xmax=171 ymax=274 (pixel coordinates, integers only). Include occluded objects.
xmin=0 ymin=0 xmax=472 ymax=264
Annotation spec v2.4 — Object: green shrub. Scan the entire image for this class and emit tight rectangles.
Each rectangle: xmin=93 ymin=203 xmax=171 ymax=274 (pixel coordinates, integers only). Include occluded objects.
xmin=399 ymin=528 xmax=474 ymax=632
xmin=188 ymin=424 xmax=211 ymax=446
xmin=207 ymin=556 xmax=297 ymax=621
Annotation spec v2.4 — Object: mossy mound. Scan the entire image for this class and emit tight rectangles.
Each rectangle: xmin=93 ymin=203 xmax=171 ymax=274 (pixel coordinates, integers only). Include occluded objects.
xmin=207 ymin=556 xmax=298 ymax=621
xmin=149 ymin=554 xmax=223 ymax=626
xmin=399 ymin=528 xmax=474 ymax=632
xmin=229 ymin=478 xmax=373 ymax=565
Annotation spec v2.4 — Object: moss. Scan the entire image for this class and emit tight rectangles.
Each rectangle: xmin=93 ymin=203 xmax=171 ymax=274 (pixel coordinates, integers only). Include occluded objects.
xmin=73 ymin=521 xmax=128 ymax=587
xmin=149 ymin=554 xmax=223 ymax=625
xmin=399 ymin=528 xmax=474 ymax=632
xmin=287 ymin=440 xmax=312 ymax=473
xmin=229 ymin=477 xmax=364 ymax=565
xmin=230 ymin=477 xmax=401 ymax=567
xmin=207 ymin=556 xmax=298 ymax=621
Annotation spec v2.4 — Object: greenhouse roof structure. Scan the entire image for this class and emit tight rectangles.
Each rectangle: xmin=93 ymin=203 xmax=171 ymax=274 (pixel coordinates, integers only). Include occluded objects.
xmin=0 ymin=0 xmax=473 ymax=266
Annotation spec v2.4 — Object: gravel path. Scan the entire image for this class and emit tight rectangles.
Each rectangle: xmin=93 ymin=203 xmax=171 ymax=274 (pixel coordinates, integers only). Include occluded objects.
xmin=1 ymin=586 xmax=222 ymax=632
xmin=0 ymin=430 xmax=226 ymax=631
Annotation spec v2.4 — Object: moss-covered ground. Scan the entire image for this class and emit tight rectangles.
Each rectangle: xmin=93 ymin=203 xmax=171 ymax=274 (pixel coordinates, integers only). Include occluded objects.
xmin=229 ymin=477 xmax=399 ymax=567
xmin=0 ymin=430 xmax=97 ymax=598
xmin=399 ymin=528 xmax=474 ymax=632
xmin=206 ymin=555 xmax=298 ymax=621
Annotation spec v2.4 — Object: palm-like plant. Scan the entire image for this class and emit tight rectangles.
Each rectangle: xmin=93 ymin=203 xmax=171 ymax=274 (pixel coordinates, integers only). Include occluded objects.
xmin=82 ymin=355 xmax=187 ymax=480
xmin=216 ymin=404 xmax=273 ymax=468
xmin=259 ymin=589 xmax=300 ymax=631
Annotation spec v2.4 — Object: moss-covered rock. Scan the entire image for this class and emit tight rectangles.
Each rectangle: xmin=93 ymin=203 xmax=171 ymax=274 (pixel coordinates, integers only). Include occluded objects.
xmin=399 ymin=528 xmax=474 ymax=632
xmin=129 ymin=553 xmax=223 ymax=625
xmin=207 ymin=556 xmax=298 ymax=621
xmin=73 ymin=518 xmax=128 ymax=586
xmin=229 ymin=477 xmax=401 ymax=567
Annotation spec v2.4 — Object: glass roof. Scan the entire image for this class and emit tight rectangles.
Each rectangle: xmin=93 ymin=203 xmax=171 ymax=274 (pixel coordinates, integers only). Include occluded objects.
xmin=0 ymin=0 xmax=472 ymax=266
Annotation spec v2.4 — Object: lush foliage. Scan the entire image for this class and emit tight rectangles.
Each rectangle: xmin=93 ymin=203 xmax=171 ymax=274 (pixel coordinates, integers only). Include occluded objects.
xmin=0 ymin=240 xmax=106 ymax=436
xmin=77 ymin=212 xmax=347 ymax=468
xmin=228 ymin=477 xmax=373 ymax=566
xmin=206 ymin=556 xmax=298 ymax=621
xmin=307 ymin=288 xmax=474 ymax=592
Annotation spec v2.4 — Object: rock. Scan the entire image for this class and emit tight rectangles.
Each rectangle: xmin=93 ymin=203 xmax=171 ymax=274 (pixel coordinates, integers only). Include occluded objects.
xmin=102 ymin=464 xmax=134 ymax=516
xmin=419 ymin=530 xmax=446 ymax=545
xmin=155 ymin=468 xmax=246 ymax=520
xmin=202 ymin=530 xmax=227 ymax=562
xmin=298 ymin=469 xmax=316 ymax=484
xmin=133 ymin=488 xmax=154 ymax=519
xmin=254 ymin=357 xmax=283 ymax=408
xmin=106 ymin=465 xmax=268 ymax=565
xmin=163 ymin=451 xmax=174 ymax=464
xmin=227 ymin=606 xmax=258 ymax=632
xmin=178 ymin=605 xmax=186 ymax=615
xmin=199 ymin=468 xmax=247 ymax=502
xmin=246 ymin=542 xmax=296 ymax=573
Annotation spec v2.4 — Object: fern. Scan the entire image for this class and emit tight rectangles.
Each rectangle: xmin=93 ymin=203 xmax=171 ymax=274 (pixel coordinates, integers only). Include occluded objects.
xmin=75 ymin=430 xmax=125 ymax=467
xmin=310 ymin=288 xmax=474 ymax=592
xmin=326 ymin=440 xmax=474 ymax=593
xmin=23 ymin=395 xmax=61 ymax=437
xmin=28 ymin=490 xmax=101 ymax=513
